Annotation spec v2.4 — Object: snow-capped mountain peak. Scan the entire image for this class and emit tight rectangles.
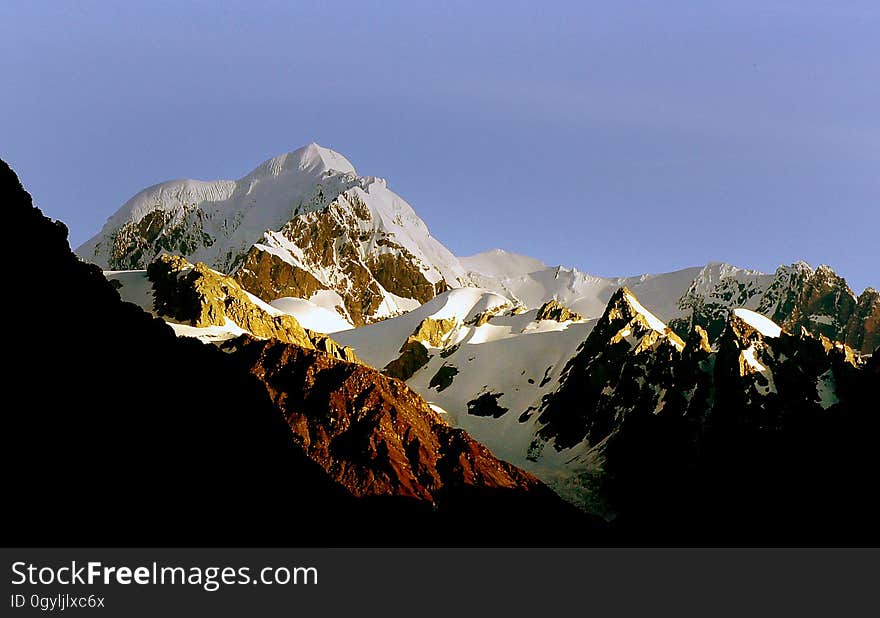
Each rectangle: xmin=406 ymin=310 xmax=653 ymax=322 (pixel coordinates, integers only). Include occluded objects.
xmin=236 ymin=143 xmax=357 ymax=184
xmin=77 ymin=143 xmax=472 ymax=326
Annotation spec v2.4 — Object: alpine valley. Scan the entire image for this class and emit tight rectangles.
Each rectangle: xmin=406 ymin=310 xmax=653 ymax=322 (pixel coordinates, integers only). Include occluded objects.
xmin=6 ymin=144 xmax=878 ymax=545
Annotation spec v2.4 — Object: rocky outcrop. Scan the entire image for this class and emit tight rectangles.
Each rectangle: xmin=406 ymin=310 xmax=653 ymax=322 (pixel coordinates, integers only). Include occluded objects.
xmin=408 ymin=317 xmax=459 ymax=348
xmin=233 ymin=248 xmax=328 ymax=305
xmin=384 ymin=340 xmax=431 ymax=381
xmin=148 ymin=254 xmax=313 ymax=345
xmin=232 ymin=200 xmax=386 ymax=326
xmin=780 ymin=266 xmax=879 ymax=354
xmin=383 ymin=317 xmax=459 ymax=380
xmin=367 ymin=247 xmax=446 ymax=306
xmin=467 ymin=392 xmax=509 ymax=418
xmin=147 ymin=253 xmax=358 ymax=360
xmin=222 ymin=336 xmax=545 ymax=503
xmin=846 ymin=288 xmax=880 ymax=353
xmin=783 ymin=264 xmax=856 ymax=340
xmin=233 ymin=191 xmax=460 ymax=326
xmin=758 ymin=262 xmax=814 ymax=323
xmin=429 ymin=365 xmax=459 ymax=392
xmin=308 ymin=330 xmax=360 ymax=364
xmin=535 ymin=299 xmax=583 ymax=322
xmin=671 ymin=263 xmax=799 ymax=340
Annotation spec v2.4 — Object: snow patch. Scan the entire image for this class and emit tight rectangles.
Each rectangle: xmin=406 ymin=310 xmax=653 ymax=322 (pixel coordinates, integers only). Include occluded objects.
xmin=733 ymin=308 xmax=782 ymax=338
xmin=269 ymin=297 xmax=353 ymax=333
xmin=742 ymin=345 xmax=767 ymax=372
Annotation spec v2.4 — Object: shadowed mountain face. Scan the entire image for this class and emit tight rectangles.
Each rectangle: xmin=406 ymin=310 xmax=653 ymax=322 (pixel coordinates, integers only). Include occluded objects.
xmin=3 ymin=159 xmax=349 ymax=546
xmin=537 ymin=292 xmax=880 ymax=544
xmin=2 ymin=159 xmax=597 ymax=547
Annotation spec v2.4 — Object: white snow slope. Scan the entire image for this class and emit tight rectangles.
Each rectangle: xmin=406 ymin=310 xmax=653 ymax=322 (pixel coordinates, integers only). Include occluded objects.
xmin=332 ymin=287 xmax=599 ymax=482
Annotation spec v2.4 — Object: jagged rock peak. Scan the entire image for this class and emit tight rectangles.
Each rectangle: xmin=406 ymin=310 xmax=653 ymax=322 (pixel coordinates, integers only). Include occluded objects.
xmin=598 ymin=287 xmax=685 ymax=351
xmin=536 ymin=299 xmax=584 ymax=323
xmin=720 ymin=309 xmax=782 ymax=353
xmin=383 ymin=317 xmax=459 ymax=381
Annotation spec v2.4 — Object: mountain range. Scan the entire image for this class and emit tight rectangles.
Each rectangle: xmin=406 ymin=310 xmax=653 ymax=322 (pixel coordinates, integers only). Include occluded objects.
xmin=79 ymin=143 xmax=878 ymax=353
xmin=5 ymin=143 xmax=877 ymax=544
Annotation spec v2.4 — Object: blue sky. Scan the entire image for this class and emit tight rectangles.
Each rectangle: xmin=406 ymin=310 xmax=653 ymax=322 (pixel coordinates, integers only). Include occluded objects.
xmin=2 ymin=1 xmax=877 ymax=292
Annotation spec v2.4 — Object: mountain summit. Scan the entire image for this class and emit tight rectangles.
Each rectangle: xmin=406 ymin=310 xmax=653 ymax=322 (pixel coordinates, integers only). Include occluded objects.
xmin=77 ymin=143 xmax=471 ymax=325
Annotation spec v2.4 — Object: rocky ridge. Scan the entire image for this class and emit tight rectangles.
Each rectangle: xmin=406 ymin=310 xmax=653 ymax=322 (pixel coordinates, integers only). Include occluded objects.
xmin=672 ymin=262 xmax=879 ymax=353
xmin=223 ymin=336 xmax=545 ymax=503
xmin=384 ymin=317 xmax=460 ymax=381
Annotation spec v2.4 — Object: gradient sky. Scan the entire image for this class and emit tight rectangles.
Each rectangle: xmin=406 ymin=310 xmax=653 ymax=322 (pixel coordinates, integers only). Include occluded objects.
xmin=1 ymin=1 xmax=877 ymax=292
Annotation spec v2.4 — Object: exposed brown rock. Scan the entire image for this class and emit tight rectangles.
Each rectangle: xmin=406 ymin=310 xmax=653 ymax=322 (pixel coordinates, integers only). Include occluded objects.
xmin=599 ymin=288 xmax=685 ymax=352
xmin=232 ymin=193 xmax=456 ymax=326
xmin=796 ymin=328 xmax=860 ymax=367
xmin=307 ymin=330 xmax=360 ymax=364
xmin=687 ymin=325 xmax=713 ymax=354
xmin=223 ymin=336 xmax=542 ymax=502
xmin=537 ymin=287 xmax=687 ymax=449
xmin=233 ymin=248 xmax=327 ymax=303
xmin=148 ymin=254 xmax=314 ymax=347
xmin=467 ymin=303 xmax=512 ymax=326
xmin=409 ymin=317 xmax=458 ymax=348
xmin=429 ymin=365 xmax=459 ymax=392
xmin=104 ymin=208 xmax=216 ymax=270
xmin=471 ymin=310 xmax=495 ymax=326
xmin=780 ymin=264 xmax=879 ymax=352
xmin=384 ymin=340 xmax=431 ymax=381
xmin=467 ymin=392 xmax=509 ymax=418
xmin=147 ymin=254 xmax=358 ymax=361
xmin=536 ymin=299 xmax=584 ymax=322
xmin=382 ymin=317 xmax=459 ymax=380
xmin=367 ymin=245 xmax=439 ymax=305
xmin=846 ymin=288 xmax=879 ymax=353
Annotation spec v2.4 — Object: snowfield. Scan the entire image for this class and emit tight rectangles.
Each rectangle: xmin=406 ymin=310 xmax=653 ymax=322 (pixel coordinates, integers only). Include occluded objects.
xmin=333 ymin=286 xmax=599 ymax=481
